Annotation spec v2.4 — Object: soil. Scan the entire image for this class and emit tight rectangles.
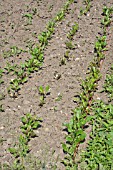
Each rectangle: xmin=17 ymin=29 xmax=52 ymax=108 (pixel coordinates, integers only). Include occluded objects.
xmin=0 ymin=0 xmax=113 ymax=169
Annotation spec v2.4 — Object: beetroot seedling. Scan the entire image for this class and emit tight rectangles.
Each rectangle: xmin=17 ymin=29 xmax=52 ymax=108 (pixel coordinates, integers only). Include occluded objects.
xmin=24 ymin=13 xmax=33 ymax=25
xmin=0 ymin=104 xmax=4 ymax=112
xmin=60 ymin=57 xmax=66 ymax=66
xmin=65 ymin=41 xmax=75 ymax=50
xmin=67 ymin=22 xmax=79 ymax=40
xmin=38 ymin=85 xmax=50 ymax=106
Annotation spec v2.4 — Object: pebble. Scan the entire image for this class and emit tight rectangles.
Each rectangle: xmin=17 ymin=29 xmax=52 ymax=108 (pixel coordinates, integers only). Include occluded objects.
xmin=97 ymin=97 xmax=101 ymax=100
xmin=45 ymin=128 xmax=49 ymax=132
xmin=75 ymin=57 xmax=80 ymax=61
xmin=0 ymin=126 xmax=4 ymax=130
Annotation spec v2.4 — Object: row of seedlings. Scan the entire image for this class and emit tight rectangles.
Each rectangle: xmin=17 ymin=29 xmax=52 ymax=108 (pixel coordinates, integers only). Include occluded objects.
xmin=6 ymin=0 xmax=75 ymax=98
xmin=60 ymin=21 xmax=79 ymax=66
xmin=62 ymin=5 xmax=113 ymax=170
xmin=1 ymin=0 xmax=76 ymax=169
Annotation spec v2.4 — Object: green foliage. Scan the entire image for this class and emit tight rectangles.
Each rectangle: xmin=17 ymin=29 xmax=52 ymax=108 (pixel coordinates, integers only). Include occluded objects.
xmin=65 ymin=41 xmax=75 ymax=50
xmin=103 ymin=65 xmax=113 ymax=101
xmin=38 ymin=85 xmax=50 ymax=106
xmin=21 ymin=113 xmax=42 ymax=140
xmin=101 ymin=6 xmax=113 ymax=27
xmin=4 ymin=63 xmax=18 ymax=74
xmin=3 ymin=46 xmax=23 ymax=58
xmin=67 ymin=22 xmax=79 ymax=40
xmin=24 ymin=13 xmax=33 ymax=25
xmin=54 ymin=11 xmax=65 ymax=21
xmin=8 ymin=79 xmax=20 ymax=97
xmin=64 ymin=50 xmax=70 ymax=60
xmin=80 ymin=101 xmax=113 ymax=170
xmin=80 ymin=0 xmax=92 ymax=15
xmin=0 ymin=104 xmax=4 ymax=112
xmin=9 ymin=113 xmax=42 ymax=169
xmin=7 ymin=0 xmax=74 ymax=97
xmin=60 ymin=57 xmax=66 ymax=66
xmin=0 ymin=69 xmax=4 ymax=84
xmin=62 ymin=5 xmax=111 ymax=169
xmin=55 ymin=93 xmax=62 ymax=101
xmin=95 ymin=36 xmax=107 ymax=52
xmin=101 ymin=6 xmax=113 ymax=34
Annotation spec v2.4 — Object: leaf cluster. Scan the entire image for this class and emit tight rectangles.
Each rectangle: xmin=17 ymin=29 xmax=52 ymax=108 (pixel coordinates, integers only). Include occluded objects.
xmin=103 ymin=65 xmax=113 ymax=101
xmin=62 ymin=5 xmax=110 ymax=169
xmin=67 ymin=22 xmax=79 ymax=40
xmin=101 ymin=6 xmax=113 ymax=27
xmin=38 ymin=85 xmax=50 ymax=106
xmin=9 ymin=113 xmax=42 ymax=169
xmin=7 ymin=0 xmax=74 ymax=97
xmin=80 ymin=101 xmax=113 ymax=170
xmin=80 ymin=0 xmax=91 ymax=15
xmin=3 ymin=46 xmax=23 ymax=58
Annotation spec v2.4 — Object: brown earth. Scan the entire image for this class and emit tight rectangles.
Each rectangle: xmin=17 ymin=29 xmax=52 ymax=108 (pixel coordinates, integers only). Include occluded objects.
xmin=0 ymin=0 xmax=113 ymax=169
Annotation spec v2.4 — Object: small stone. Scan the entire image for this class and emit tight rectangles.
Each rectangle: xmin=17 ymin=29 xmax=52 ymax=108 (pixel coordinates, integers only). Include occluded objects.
xmin=75 ymin=58 xmax=80 ymax=61
xmin=78 ymin=44 xmax=80 ymax=47
xmin=45 ymin=128 xmax=49 ymax=132
xmin=0 ymin=126 xmax=4 ymax=130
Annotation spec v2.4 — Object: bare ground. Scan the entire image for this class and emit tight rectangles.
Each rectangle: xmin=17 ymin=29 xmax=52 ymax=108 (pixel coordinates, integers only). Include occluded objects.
xmin=0 ymin=0 xmax=113 ymax=169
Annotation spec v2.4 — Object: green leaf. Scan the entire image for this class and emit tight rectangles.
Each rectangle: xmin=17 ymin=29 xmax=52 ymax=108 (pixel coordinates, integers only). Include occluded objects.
xmin=40 ymin=95 xmax=44 ymax=101
xmin=32 ymin=121 xmax=40 ymax=129
xmin=45 ymin=85 xmax=50 ymax=93
xmin=39 ymin=86 xmax=44 ymax=94
xmin=8 ymin=148 xmax=17 ymax=155
xmin=21 ymin=117 xmax=27 ymax=124
xmin=21 ymin=77 xmax=28 ymax=83
xmin=62 ymin=143 xmax=68 ymax=152
xmin=66 ymin=135 xmax=73 ymax=143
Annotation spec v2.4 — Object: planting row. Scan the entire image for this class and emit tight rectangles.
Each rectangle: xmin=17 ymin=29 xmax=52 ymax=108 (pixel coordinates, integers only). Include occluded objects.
xmin=62 ymin=5 xmax=113 ymax=170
